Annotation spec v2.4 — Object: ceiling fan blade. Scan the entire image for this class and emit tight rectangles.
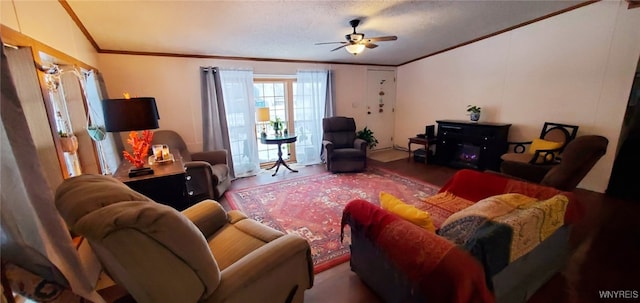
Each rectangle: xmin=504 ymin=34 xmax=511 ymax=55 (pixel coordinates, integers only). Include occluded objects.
xmin=366 ymin=36 xmax=398 ymax=43
xmin=315 ymin=41 xmax=347 ymax=45
xmin=330 ymin=44 xmax=348 ymax=52
xmin=365 ymin=43 xmax=378 ymax=49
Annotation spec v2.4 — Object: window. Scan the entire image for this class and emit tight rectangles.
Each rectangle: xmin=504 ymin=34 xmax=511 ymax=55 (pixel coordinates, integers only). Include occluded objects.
xmin=45 ymin=69 xmax=81 ymax=176
xmin=254 ymin=79 xmax=296 ymax=164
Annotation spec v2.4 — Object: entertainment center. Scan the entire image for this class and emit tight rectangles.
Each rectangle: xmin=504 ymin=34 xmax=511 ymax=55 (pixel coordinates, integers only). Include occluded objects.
xmin=435 ymin=120 xmax=511 ymax=171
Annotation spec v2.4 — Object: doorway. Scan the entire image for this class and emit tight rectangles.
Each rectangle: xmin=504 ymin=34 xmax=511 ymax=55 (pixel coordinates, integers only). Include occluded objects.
xmin=606 ymin=57 xmax=640 ymax=201
xmin=254 ymin=79 xmax=296 ymax=165
xmin=365 ymin=69 xmax=396 ymax=150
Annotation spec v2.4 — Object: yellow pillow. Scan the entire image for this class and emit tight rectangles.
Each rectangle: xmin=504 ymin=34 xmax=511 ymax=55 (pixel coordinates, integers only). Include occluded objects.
xmin=528 ymin=138 xmax=563 ymax=163
xmin=380 ymin=192 xmax=436 ymax=232
xmin=528 ymin=138 xmax=563 ymax=154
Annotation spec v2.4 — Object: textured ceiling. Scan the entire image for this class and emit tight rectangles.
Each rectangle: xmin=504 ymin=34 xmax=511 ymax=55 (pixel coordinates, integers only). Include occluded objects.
xmin=66 ymin=0 xmax=590 ymax=66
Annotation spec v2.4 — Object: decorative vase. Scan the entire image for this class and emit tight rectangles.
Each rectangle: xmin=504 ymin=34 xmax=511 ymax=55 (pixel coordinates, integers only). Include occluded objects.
xmin=87 ymin=126 xmax=106 ymax=141
xmin=470 ymin=112 xmax=480 ymax=122
xmin=59 ymin=135 xmax=78 ymax=154
xmin=273 ymin=125 xmax=281 ymax=136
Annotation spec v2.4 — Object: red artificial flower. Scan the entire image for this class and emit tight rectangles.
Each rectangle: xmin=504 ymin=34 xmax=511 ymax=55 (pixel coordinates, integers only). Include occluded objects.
xmin=123 ymin=130 xmax=154 ymax=168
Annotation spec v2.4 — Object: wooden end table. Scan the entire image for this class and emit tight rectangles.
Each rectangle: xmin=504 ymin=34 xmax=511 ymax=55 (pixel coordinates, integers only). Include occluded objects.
xmin=408 ymin=137 xmax=433 ymax=164
xmin=113 ymin=156 xmax=190 ymax=210
xmin=260 ymin=134 xmax=298 ymax=176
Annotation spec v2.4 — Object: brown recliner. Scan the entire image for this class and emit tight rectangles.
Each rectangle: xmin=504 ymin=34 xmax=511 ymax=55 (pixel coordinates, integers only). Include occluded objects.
xmin=500 ymin=135 xmax=608 ymax=191
xmin=152 ymin=130 xmax=230 ymax=201
xmin=55 ymin=174 xmax=314 ymax=303
xmin=321 ymin=117 xmax=367 ymax=173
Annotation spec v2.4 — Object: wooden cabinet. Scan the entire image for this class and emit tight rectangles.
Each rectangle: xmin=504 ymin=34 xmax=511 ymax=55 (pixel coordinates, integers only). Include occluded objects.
xmin=113 ymin=158 xmax=190 ymax=210
xmin=435 ymin=120 xmax=511 ymax=171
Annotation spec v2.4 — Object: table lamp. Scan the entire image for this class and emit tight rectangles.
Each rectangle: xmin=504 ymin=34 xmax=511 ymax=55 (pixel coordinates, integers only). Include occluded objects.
xmin=256 ymin=107 xmax=270 ymax=137
xmin=102 ymin=97 xmax=160 ymax=177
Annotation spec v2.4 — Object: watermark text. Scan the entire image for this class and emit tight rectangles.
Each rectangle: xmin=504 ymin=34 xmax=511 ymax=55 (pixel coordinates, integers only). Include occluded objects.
xmin=599 ymin=290 xmax=639 ymax=299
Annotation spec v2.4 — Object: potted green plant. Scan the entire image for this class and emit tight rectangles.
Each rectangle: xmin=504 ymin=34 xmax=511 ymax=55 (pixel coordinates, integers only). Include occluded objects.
xmin=467 ymin=105 xmax=481 ymax=122
xmin=270 ymin=117 xmax=284 ymax=136
xmin=356 ymin=126 xmax=379 ymax=150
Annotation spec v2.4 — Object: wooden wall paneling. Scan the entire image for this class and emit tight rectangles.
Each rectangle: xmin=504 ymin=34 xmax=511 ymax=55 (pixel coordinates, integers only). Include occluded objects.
xmin=1 ymin=25 xmax=96 ymax=71
xmin=2 ymin=25 xmax=103 ymax=178
xmin=4 ymin=46 xmax=65 ymax=190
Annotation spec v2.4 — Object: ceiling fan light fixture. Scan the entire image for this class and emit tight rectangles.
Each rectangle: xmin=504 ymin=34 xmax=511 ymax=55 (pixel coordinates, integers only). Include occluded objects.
xmin=347 ymin=33 xmax=364 ymax=42
xmin=345 ymin=44 xmax=365 ymax=55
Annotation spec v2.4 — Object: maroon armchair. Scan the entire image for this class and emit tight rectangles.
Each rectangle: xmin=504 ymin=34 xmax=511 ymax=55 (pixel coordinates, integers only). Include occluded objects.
xmin=321 ymin=117 xmax=368 ymax=173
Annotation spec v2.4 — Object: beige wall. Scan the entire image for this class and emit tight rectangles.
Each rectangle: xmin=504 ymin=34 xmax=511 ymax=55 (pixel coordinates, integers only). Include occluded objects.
xmin=97 ymin=54 xmax=387 ymax=152
xmin=1 ymin=0 xmax=99 ymax=67
xmin=396 ymin=1 xmax=640 ymax=192
xmin=5 ymin=0 xmax=638 ymax=193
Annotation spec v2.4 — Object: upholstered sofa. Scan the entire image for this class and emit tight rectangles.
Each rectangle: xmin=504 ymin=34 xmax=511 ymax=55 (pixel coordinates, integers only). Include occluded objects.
xmin=341 ymin=169 xmax=583 ymax=303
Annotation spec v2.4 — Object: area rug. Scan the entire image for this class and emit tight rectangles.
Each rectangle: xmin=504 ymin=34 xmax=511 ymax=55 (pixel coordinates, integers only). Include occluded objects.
xmin=225 ymin=167 xmax=441 ymax=273
xmin=367 ymin=148 xmax=410 ymax=162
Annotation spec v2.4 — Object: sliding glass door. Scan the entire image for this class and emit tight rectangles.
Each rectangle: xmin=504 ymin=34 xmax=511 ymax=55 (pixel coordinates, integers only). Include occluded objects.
xmin=254 ymin=79 xmax=296 ymax=164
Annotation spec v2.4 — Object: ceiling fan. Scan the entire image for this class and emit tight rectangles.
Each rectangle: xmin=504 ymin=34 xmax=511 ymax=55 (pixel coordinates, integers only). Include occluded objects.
xmin=315 ymin=19 xmax=398 ymax=55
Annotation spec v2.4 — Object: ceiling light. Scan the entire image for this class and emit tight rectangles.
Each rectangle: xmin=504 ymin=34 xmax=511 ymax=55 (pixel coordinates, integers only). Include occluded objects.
xmin=345 ymin=44 xmax=365 ymax=55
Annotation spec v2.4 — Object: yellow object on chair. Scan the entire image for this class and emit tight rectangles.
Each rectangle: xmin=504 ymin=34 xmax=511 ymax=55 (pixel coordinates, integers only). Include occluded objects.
xmin=528 ymin=138 xmax=563 ymax=154
xmin=380 ymin=192 xmax=436 ymax=232
xmin=529 ymin=138 xmax=564 ymax=163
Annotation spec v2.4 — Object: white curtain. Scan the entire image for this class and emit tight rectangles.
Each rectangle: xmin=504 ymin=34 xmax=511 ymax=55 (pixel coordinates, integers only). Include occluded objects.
xmin=85 ymin=71 xmax=119 ymax=174
xmin=295 ymin=70 xmax=328 ymax=165
xmin=219 ymin=69 xmax=261 ymax=177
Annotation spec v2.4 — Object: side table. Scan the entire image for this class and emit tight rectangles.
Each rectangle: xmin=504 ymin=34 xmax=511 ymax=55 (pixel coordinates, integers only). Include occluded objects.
xmin=113 ymin=157 xmax=190 ymax=210
xmin=408 ymin=137 xmax=436 ymax=164
xmin=260 ymin=135 xmax=298 ymax=176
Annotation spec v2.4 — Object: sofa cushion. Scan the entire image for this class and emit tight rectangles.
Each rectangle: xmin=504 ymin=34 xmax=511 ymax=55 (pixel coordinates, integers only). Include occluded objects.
xmin=329 ymin=148 xmax=366 ymax=160
xmin=208 ymin=213 xmax=284 ymax=270
xmin=380 ymin=192 xmax=435 ymax=232
xmin=421 ymin=192 xmax=475 ymax=214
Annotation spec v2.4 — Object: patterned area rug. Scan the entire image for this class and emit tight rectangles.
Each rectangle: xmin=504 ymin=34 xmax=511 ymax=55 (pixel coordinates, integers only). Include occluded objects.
xmin=225 ymin=167 xmax=441 ymax=273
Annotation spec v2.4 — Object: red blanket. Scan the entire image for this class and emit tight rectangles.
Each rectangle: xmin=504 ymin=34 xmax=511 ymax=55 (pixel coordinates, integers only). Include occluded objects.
xmin=342 ymin=199 xmax=495 ymax=303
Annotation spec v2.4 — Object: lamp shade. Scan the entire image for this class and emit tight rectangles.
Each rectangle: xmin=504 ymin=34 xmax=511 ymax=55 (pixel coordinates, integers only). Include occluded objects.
xmin=345 ymin=44 xmax=365 ymax=55
xmin=102 ymin=97 xmax=160 ymax=132
xmin=256 ymin=107 xmax=271 ymax=122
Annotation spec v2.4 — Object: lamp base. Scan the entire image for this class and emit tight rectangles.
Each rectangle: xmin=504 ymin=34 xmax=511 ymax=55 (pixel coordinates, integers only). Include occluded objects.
xmin=128 ymin=167 xmax=154 ymax=177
